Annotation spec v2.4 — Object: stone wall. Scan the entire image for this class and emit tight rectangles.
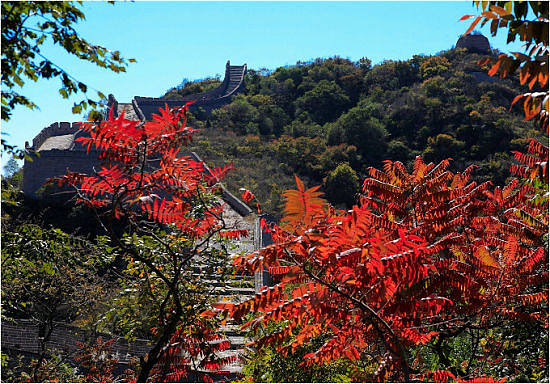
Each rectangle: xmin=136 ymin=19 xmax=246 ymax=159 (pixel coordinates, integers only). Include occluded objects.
xmin=23 ymin=148 xmax=102 ymax=198
xmin=254 ymin=214 xmax=276 ymax=292
xmin=129 ymin=62 xmax=247 ymax=120
xmin=2 ymin=319 xmax=150 ymax=363
xmin=456 ymin=34 xmax=491 ymax=53
xmin=189 ymin=151 xmax=253 ymax=217
xmin=28 ymin=122 xmax=82 ymax=151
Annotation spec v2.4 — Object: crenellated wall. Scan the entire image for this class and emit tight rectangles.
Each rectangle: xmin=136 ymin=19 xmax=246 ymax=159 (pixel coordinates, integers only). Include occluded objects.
xmin=23 ymin=121 xmax=103 ymax=198
xmin=29 ymin=122 xmax=82 ymax=151
xmin=128 ymin=62 xmax=247 ymax=120
xmin=15 ymin=65 xmax=273 ymax=374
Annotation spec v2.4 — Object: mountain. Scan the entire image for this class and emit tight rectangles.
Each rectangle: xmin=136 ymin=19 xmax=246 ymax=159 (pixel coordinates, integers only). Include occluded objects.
xmin=165 ymin=48 xmax=543 ymax=216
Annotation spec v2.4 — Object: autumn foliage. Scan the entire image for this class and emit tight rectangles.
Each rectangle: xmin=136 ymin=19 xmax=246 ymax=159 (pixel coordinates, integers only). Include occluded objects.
xmin=74 ymin=338 xmax=120 ymax=383
xmin=227 ymin=146 xmax=548 ymax=381
xmin=148 ymin=319 xmax=236 ymax=383
xmin=56 ymin=104 xmax=232 ymax=237
xmin=461 ymin=1 xmax=549 ymax=129
xmin=47 ymin=6 xmax=548 ymax=378
xmin=42 ymin=96 xmax=547 ymax=382
xmin=53 ymin=104 xmax=244 ymax=382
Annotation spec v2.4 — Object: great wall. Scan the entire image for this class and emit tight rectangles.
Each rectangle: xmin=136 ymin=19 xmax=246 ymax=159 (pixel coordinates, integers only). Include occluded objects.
xmin=10 ymin=61 xmax=264 ymax=378
xmin=108 ymin=61 xmax=247 ymax=121
xmin=8 ymin=34 xmax=494 ymax=377
xmin=22 ymin=61 xmax=247 ymax=198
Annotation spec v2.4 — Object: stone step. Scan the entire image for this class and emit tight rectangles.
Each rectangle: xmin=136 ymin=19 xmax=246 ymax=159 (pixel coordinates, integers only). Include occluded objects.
xmin=215 ymin=295 xmax=254 ymax=305
xmin=207 ymin=334 xmax=246 ymax=349
xmin=191 ymin=269 xmax=253 ymax=277
xmin=191 ymin=280 xmax=253 ymax=290
xmin=222 ymin=337 xmax=245 ymax=347
xmin=191 ymin=265 xmax=253 ymax=277
xmin=186 ymin=278 xmax=253 ymax=286
xmin=213 ymin=286 xmax=255 ymax=296
xmin=196 ymin=274 xmax=253 ymax=282
xmin=202 ymin=278 xmax=253 ymax=286
xmin=215 ymin=349 xmax=245 ymax=371
xmin=225 ymin=335 xmax=246 ymax=348
xmin=219 ymin=323 xmax=245 ymax=337
xmin=187 ymin=350 xmax=244 ymax=376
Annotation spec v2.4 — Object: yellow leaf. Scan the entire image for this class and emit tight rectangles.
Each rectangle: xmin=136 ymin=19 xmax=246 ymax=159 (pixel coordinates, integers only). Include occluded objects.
xmin=282 ymin=175 xmax=326 ymax=229
xmin=476 ymin=246 xmax=498 ymax=268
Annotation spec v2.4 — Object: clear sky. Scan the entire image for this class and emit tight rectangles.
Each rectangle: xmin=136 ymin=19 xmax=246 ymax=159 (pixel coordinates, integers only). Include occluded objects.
xmin=2 ymin=1 xmax=525 ymax=170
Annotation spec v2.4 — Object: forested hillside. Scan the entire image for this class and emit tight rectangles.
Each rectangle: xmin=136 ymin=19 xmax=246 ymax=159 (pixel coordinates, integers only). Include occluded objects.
xmin=167 ymin=48 xmax=543 ymax=215
xmin=2 ymin=1 xmax=547 ymax=382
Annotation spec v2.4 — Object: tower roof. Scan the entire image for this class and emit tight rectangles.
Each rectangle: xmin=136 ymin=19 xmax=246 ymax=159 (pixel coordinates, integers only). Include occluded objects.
xmin=456 ymin=33 xmax=491 ymax=53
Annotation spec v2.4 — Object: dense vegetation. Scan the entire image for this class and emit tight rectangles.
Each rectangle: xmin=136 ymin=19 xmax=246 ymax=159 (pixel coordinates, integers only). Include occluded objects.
xmin=169 ymin=47 xmax=543 ymax=215
xmin=1 ymin=1 xmax=134 ymax=158
xmin=2 ymin=1 xmax=547 ymax=382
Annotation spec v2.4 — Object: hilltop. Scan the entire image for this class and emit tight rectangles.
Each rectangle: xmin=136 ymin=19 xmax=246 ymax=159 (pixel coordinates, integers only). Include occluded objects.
xmin=166 ymin=48 xmax=542 ymax=216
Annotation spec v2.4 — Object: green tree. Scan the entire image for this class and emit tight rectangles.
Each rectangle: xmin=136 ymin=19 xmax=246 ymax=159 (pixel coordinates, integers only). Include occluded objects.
xmin=323 ymin=162 xmax=359 ymax=208
xmin=295 ymin=80 xmax=350 ymax=124
xmin=241 ymin=321 xmax=352 ymax=383
xmin=419 ymin=56 xmax=451 ymax=79
xmin=386 ymin=139 xmax=414 ymax=164
xmin=327 ymin=105 xmax=388 ymax=165
xmin=1 ymin=224 xmax=108 ymax=382
xmin=1 ymin=1 xmax=134 ymax=156
xmin=1 ymin=158 xmax=22 ymax=194
xmin=423 ymin=133 xmax=465 ymax=162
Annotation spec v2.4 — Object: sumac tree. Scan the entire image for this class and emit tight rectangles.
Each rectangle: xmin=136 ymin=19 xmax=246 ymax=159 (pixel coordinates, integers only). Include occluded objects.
xmin=55 ymin=104 xmax=244 ymax=382
xmin=224 ymin=150 xmax=547 ymax=382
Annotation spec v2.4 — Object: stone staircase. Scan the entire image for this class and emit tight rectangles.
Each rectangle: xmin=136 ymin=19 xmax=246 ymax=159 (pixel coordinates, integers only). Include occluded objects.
xmin=190 ymin=265 xmax=255 ymax=381
xmin=117 ymin=61 xmax=248 ymax=121
xmin=224 ymin=65 xmax=246 ymax=96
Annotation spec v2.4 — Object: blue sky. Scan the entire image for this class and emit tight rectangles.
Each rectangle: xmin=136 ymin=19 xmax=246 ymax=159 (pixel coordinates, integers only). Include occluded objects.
xmin=2 ymin=1 xmax=525 ymax=170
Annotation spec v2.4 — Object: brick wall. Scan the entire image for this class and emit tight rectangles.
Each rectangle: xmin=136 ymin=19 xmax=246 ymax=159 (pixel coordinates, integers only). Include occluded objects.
xmin=2 ymin=319 xmax=150 ymax=363
xmin=22 ymin=148 xmax=102 ymax=198
xmin=29 ymin=122 xmax=82 ymax=150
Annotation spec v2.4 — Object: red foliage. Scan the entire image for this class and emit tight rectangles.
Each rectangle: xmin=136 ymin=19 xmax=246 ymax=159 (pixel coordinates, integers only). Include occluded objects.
xmin=227 ymin=152 xmax=548 ymax=381
xmin=51 ymin=104 xmax=239 ymax=239
xmin=74 ymin=337 xmax=119 ymax=383
xmin=53 ymin=104 xmax=245 ymax=382
xmin=50 ymin=93 xmax=547 ymax=381
xmin=148 ymin=318 xmax=235 ymax=383
xmin=240 ymin=189 xmax=255 ymax=203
